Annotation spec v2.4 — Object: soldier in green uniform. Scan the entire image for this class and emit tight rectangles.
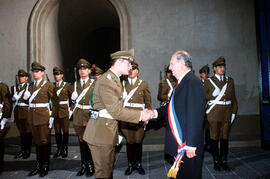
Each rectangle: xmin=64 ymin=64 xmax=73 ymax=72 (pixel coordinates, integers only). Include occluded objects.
xmin=11 ymin=69 xmax=32 ymax=159
xmin=120 ymin=60 xmax=151 ymax=175
xmin=199 ymin=65 xmax=211 ymax=153
xmin=83 ymin=49 xmax=152 ymax=179
xmin=204 ymin=57 xmax=238 ymax=171
xmin=0 ymin=81 xmax=12 ymax=172
xmin=51 ymin=67 xmax=72 ymax=158
xmin=70 ymin=59 xmax=95 ymax=177
xmin=157 ymin=66 xmax=176 ymax=106
xmin=24 ymin=62 xmax=54 ymax=177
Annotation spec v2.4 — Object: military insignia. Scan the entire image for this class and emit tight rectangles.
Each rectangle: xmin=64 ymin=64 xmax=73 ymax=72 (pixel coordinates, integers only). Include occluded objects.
xmin=113 ymin=77 xmax=117 ymax=82
xmin=107 ymin=74 xmax=111 ymax=80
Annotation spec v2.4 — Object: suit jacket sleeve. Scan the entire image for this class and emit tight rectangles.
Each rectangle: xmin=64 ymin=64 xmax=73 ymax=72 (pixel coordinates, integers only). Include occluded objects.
xmin=185 ymin=80 xmax=205 ymax=148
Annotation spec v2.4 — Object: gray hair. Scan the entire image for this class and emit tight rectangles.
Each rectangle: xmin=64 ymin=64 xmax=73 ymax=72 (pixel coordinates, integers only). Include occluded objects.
xmin=174 ymin=50 xmax=192 ymax=69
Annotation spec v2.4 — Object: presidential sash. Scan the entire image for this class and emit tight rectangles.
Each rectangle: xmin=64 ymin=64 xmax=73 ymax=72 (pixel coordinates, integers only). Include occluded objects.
xmin=167 ymin=87 xmax=186 ymax=178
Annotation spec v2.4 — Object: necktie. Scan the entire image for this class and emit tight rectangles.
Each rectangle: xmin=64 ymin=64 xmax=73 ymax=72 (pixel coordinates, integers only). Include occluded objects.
xmin=82 ymin=80 xmax=85 ymax=88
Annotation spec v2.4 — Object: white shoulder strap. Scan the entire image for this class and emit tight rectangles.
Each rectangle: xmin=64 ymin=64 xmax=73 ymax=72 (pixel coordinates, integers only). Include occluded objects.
xmin=56 ymin=82 xmax=66 ymax=96
xmin=75 ymin=82 xmax=92 ymax=104
xmin=29 ymin=81 xmax=47 ymax=104
xmin=123 ymin=79 xmax=142 ymax=107
xmin=166 ymin=79 xmax=173 ymax=99
xmin=206 ymin=83 xmax=228 ymax=114
xmin=208 ymin=78 xmax=219 ymax=90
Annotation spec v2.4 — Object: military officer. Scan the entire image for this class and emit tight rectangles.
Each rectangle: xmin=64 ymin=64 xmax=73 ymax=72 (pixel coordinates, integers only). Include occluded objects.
xmin=120 ymin=60 xmax=151 ymax=175
xmin=199 ymin=65 xmax=211 ymax=153
xmin=70 ymin=59 xmax=95 ymax=177
xmin=24 ymin=62 xmax=54 ymax=177
xmin=11 ymin=69 xmax=32 ymax=159
xmin=157 ymin=66 xmax=176 ymax=105
xmin=83 ymin=49 xmax=152 ymax=179
xmin=204 ymin=57 xmax=238 ymax=171
xmin=51 ymin=67 xmax=72 ymax=158
xmin=0 ymin=81 xmax=12 ymax=172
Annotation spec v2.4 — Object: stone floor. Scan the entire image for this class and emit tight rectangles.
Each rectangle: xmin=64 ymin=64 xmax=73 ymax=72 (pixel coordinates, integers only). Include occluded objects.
xmin=1 ymin=146 xmax=270 ymax=179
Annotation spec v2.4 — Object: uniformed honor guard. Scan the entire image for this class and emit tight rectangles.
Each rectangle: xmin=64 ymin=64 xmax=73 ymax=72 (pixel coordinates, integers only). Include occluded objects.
xmin=70 ymin=59 xmax=95 ymax=177
xmin=199 ymin=65 xmax=211 ymax=153
xmin=11 ymin=69 xmax=32 ymax=159
xmin=0 ymin=81 xmax=12 ymax=172
xmin=92 ymin=66 xmax=104 ymax=80
xmin=24 ymin=62 xmax=54 ymax=177
xmin=204 ymin=57 xmax=238 ymax=171
xmin=51 ymin=67 xmax=72 ymax=158
xmin=120 ymin=60 xmax=151 ymax=175
xmin=157 ymin=66 xmax=176 ymax=106
xmin=83 ymin=49 xmax=152 ymax=179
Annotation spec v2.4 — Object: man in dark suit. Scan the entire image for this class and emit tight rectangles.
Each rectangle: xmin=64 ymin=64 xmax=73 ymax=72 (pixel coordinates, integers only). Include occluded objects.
xmin=151 ymin=50 xmax=205 ymax=179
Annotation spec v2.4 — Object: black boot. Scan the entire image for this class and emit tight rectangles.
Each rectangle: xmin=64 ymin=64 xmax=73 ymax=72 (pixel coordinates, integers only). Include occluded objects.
xmin=23 ymin=132 xmax=32 ymax=159
xmin=84 ymin=141 xmax=95 ymax=177
xmin=134 ymin=143 xmax=145 ymax=175
xmin=60 ymin=132 xmax=69 ymax=158
xmin=204 ymin=128 xmax=211 ymax=153
xmin=28 ymin=145 xmax=42 ymax=176
xmin=53 ymin=133 xmax=62 ymax=158
xmin=211 ymin=140 xmax=221 ymax=171
xmin=125 ymin=143 xmax=134 ymax=175
xmin=77 ymin=142 xmax=87 ymax=176
xmin=14 ymin=133 xmax=25 ymax=159
xmin=220 ymin=139 xmax=230 ymax=171
xmin=86 ymin=160 xmax=95 ymax=177
xmin=39 ymin=144 xmax=50 ymax=177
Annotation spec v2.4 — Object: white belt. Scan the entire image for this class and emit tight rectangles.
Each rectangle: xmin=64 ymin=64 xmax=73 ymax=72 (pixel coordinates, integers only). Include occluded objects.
xmin=17 ymin=102 xmax=29 ymax=107
xmin=208 ymin=100 xmax=231 ymax=105
xmin=76 ymin=104 xmax=92 ymax=110
xmin=29 ymin=103 xmax=49 ymax=108
xmin=124 ymin=102 xmax=145 ymax=109
xmin=99 ymin=109 xmax=114 ymax=119
xmin=59 ymin=100 xmax=69 ymax=105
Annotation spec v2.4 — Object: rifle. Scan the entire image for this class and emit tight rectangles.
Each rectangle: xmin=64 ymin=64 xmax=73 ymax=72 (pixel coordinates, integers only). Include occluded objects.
xmin=46 ymin=74 xmax=50 ymax=82
xmin=28 ymin=72 xmax=32 ymax=83
xmin=15 ymin=75 xmax=18 ymax=87
xmin=160 ymin=70 xmax=162 ymax=82
xmin=74 ymin=67 xmax=78 ymax=81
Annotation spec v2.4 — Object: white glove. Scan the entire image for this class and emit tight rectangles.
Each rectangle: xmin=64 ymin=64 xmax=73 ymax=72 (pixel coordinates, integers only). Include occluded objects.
xmin=212 ymin=88 xmax=220 ymax=97
xmin=231 ymin=114 xmax=235 ymax=124
xmin=1 ymin=118 xmax=8 ymax=130
xmin=23 ymin=90 xmax=31 ymax=100
xmin=12 ymin=93 xmax=20 ymax=101
xmin=68 ymin=108 xmax=73 ymax=119
xmin=49 ymin=117 xmax=54 ymax=128
xmin=71 ymin=91 xmax=78 ymax=101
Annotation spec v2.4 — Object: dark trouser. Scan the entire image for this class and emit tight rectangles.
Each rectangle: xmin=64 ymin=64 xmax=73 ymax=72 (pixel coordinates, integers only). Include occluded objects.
xmin=175 ymin=155 xmax=203 ymax=179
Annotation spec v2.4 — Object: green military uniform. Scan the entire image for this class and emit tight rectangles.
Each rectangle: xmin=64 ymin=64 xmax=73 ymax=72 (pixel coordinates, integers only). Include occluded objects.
xmin=204 ymin=57 xmax=238 ymax=171
xmin=26 ymin=62 xmax=54 ymax=177
xmin=0 ymin=82 xmax=12 ymax=172
xmin=11 ymin=69 xmax=32 ymax=159
xmin=71 ymin=59 xmax=95 ymax=177
xmin=83 ymin=49 xmax=142 ymax=178
xmin=51 ymin=67 xmax=72 ymax=158
xmin=120 ymin=61 xmax=152 ymax=175
xmin=199 ymin=65 xmax=211 ymax=153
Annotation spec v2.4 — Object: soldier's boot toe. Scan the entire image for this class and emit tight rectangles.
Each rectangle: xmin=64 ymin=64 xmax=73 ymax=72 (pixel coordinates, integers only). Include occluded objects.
xmin=60 ymin=146 xmax=68 ymax=158
xmin=39 ymin=163 xmax=49 ymax=177
xmin=135 ymin=163 xmax=145 ymax=175
xmin=124 ymin=165 xmax=133 ymax=175
xmin=53 ymin=148 xmax=61 ymax=158
xmin=76 ymin=162 xmax=87 ymax=176
xmin=14 ymin=151 xmax=24 ymax=159
xmin=220 ymin=160 xmax=230 ymax=171
xmin=86 ymin=162 xmax=94 ymax=177
xmin=214 ymin=161 xmax=221 ymax=171
xmin=22 ymin=149 xmax=31 ymax=159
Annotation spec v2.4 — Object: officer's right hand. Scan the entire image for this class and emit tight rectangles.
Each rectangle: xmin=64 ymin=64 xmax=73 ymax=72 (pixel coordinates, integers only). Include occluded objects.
xmin=12 ymin=93 xmax=20 ymax=101
xmin=0 ymin=118 xmax=8 ymax=130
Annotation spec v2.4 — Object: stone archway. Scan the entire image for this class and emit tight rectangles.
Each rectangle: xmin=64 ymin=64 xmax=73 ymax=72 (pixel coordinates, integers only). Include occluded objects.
xmin=27 ymin=0 xmax=131 ymax=71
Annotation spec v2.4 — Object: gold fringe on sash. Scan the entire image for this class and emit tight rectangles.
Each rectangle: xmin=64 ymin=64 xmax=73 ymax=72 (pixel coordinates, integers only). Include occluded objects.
xmin=167 ymin=160 xmax=183 ymax=178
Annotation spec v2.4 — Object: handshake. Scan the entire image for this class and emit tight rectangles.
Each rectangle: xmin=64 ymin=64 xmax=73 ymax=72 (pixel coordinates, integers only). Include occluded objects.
xmin=141 ymin=109 xmax=156 ymax=122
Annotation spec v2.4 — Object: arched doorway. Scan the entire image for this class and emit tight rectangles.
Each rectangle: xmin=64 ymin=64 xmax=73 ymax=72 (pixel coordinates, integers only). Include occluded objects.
xmin=58 ymin=0 xmax=120 ymax=81
xmin=28 ymin=0 xmax=130 ymax=82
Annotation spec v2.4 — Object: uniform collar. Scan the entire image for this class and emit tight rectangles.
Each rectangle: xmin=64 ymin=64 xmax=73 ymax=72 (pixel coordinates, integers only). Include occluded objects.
xmin=128 ymin=77 xmax=137 ymax=85
xmin=109 ymin=69 xmax=120 ymax=81
xmin=177 ymin=69 xmax=191 ymax=85
xmin=34 ymin=78 xmax=42 ymax=87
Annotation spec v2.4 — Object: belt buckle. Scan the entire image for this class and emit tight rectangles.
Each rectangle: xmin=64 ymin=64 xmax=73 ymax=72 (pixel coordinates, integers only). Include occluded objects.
xmin=89 ymin=109 xmax=99 ymax=119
